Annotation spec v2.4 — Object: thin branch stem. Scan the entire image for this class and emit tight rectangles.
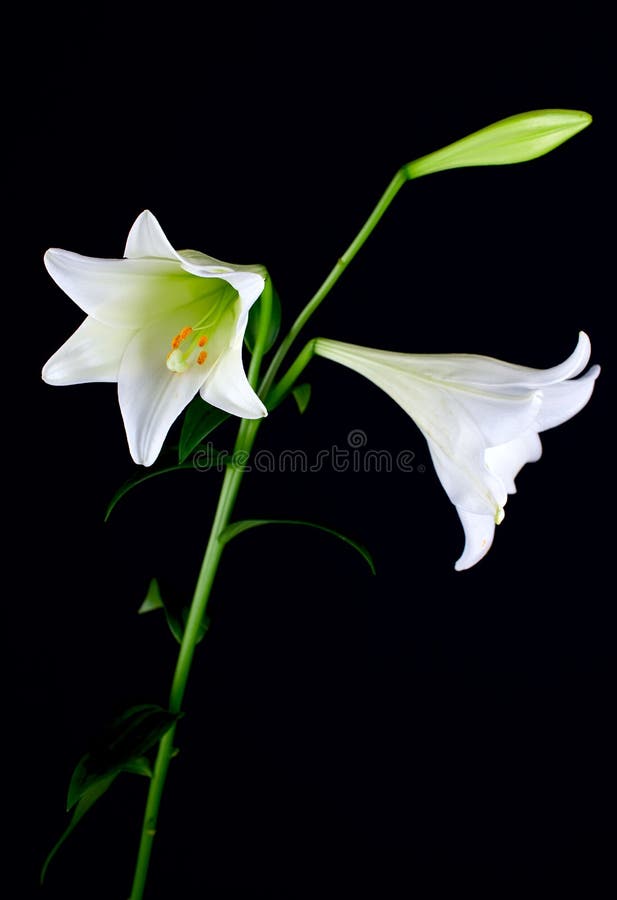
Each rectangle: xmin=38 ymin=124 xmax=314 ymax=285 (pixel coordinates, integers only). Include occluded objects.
xmin=259 ymin=166 xmax=408 ymax=402
xmin=129 ymin=160 xmax=411 ymax=896
xmin=266 ymin=340 xmax=316 ymax=410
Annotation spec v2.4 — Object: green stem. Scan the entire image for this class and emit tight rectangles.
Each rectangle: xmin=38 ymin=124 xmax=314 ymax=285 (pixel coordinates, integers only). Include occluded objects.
xmin=259 ymin=166 xmax=408 ymax=401
xmin=129 ymin=160 xmax=407 ymax=893
xmin=266 ymin=340 xmax=316 ymax=410
xmin=247 ymin=276 xmax=273 ymax=387
xmin=128 ymin=279 xmax=273 ymax=900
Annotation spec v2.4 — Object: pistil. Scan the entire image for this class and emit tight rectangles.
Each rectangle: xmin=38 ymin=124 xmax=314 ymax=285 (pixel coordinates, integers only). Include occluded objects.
xmin=166 ymin=328 xmax=209 ymax=374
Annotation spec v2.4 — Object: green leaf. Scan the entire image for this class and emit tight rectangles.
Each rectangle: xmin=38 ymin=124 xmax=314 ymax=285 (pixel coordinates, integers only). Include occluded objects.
xmin=121 ymin=756 xmax=153 ymax=777
xmin=292 ymin=383 xmax=312 ymax=414
xmin=244 ymin=282 xmax=282 ymax=354
xmin=219 ymin=519 xmax=376 ymax=575
xmin=138 ymin=578 xmax=164 ymax=614
xmin=67 ymin=704 xmax=181 ymax=810
xmin=179 ymin=609 xmax=209 ymax=645
xmin=139 ymin=578 xmax=209 ymax=646
xmin=41 ymin=773 xmax=117 ymax=884
xmin=178 ymin=394 xmax=230 ymax=463
xmin=40 ymin=752 xmax=152 ymax=883
xmin=105 ymin=461 xmax=197 ymax=522
xmin=41 ymin=708 xmax=168 ymax=883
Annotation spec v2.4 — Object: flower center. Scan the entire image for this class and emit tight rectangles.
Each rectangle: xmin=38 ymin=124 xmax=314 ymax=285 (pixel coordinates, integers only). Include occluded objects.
xmin=166 ymin=326 xmax=209 ymax=373
xmin=165 ymin=287 xmax=236 ymax=374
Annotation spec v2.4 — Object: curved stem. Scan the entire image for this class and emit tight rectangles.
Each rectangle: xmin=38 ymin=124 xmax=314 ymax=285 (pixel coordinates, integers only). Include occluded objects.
xmin=259 ymin=166 xmax=408 ymax=402
xmin=266 ymin=340 xmax=316 ymax=411
xmin=128 ymin=279 xmax=274 ymax=900
xmin=128 ymin=429 xmax=259 ymax=900
xmin=129 ymin=162 xmax=408 ymax=894
xmin=247 ymin=276 xmax=273 ymax=388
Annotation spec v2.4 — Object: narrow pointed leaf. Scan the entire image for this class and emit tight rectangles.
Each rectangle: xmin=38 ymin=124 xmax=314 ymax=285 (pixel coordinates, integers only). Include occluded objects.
xmin=67 ymin=704 xmax=181 ymax=810
xmin=138 ymin=578 xmax=164 ymax=614
xmin=161 ymin=608 xmax=209 ymax=646
xmin=219 ymin=518 xmax=376 ymax=574
xmin=244 ymin=283 xmax=282 ymax=354
xmin=138 ymin=578 xmax=209 ymax=646
xmin=121 ymin=756 xmax=153 ymax=777
xmin=105 ymin=461 xmax=198 ymax=521
xmin=178 ymin=394 xmax=230 ymax=463
xmin=292 ymin=383 xmax=312 ymax=414
xmin=41 ymin=774 xmax=117 ymax=885
xmin=180 ymin=609 xmax=210 ymax=645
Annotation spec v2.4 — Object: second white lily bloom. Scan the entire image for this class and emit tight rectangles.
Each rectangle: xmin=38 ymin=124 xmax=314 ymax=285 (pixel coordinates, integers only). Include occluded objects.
xmin=315 ymin=335 xmax=599 ymax=570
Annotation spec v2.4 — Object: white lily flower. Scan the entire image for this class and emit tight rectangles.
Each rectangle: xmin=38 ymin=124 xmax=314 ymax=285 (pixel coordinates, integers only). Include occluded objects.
xmin=314 ymin=335 xmax=599 ymax=571
xmin=42 ymin=211 xmax=267 ymax=466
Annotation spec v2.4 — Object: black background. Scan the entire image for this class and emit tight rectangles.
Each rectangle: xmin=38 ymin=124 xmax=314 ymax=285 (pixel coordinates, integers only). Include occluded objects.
xmin=12 ymin=11 xmax=613 ymax=899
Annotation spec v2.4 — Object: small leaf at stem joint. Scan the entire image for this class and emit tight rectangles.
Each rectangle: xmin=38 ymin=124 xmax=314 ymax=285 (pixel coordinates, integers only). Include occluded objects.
xmin=292 ymin=383 xmax=312 ymax=414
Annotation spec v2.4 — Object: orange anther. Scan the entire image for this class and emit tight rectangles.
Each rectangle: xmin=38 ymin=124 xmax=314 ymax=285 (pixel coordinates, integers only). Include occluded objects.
xmin=172 ymin=326 xmax=193 ymax=349
xmin=197 ymin=350 xmax=208 ymax=365
xmin=198 ymin=335 xmax=208 ymax=347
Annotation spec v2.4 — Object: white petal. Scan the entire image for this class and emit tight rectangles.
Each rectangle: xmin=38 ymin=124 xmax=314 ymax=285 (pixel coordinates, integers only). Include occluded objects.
xmin=44 ymin=248 xmax=206 ymax=328
xmin=178 ymin=249 xmax=231 ymax=268
xmin=321 ymin=350 xmax=537 ymax=514
xmin=123 ymin=212 xmax=265 ymax=314
xmin=42 ymin=317 xmax=134 ymax=385
xmin=427 ymin=331 xmax=592 ymax=388
xmin=454 ymin=508 xmax=496 ymax=571
xmin=316 ymin=339 xmax=543 ymax=445
xmin=201 ymin=338 xmax=267 ymax=419
xmin=536 ymin=365 xmax=600 ymax=431
xmin=178 ymin=263 xmax=265 ymax=314
xmin=178 ymin=249 xmax=266 ymax=278
xmin=124 ymin=209 xmax=265 ymax=286
xmin=438 ymin=384 xmax=542 ymax=446
xmin=215 ymin=271 xmax=264 ymax=314
xmin=485 ymin=430 xmax=543 ymax=494
xmin=315 ymin=334 xmax=591 ymax=389
xmin=540 ymin=331 xmax=592 ymax=382
xmin=118 ymin=301 xmax=211 ymax=466
xmin=125 ymin=212 xmax=241 ymax=270
xmin=124 ymin=210 xmax=179 ymax=260
xmin=426 ymin=436 xmax=505 ymax=516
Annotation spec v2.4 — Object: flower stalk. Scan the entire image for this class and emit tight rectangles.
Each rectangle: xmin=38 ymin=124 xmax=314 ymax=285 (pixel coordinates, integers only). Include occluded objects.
xmin=129 ymin=424 xmax=257 ymax=899
xmin=129 ymin=282 xmax=273 ymax=900
xmin=258 ymin=168 xmax=408 ymax=398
